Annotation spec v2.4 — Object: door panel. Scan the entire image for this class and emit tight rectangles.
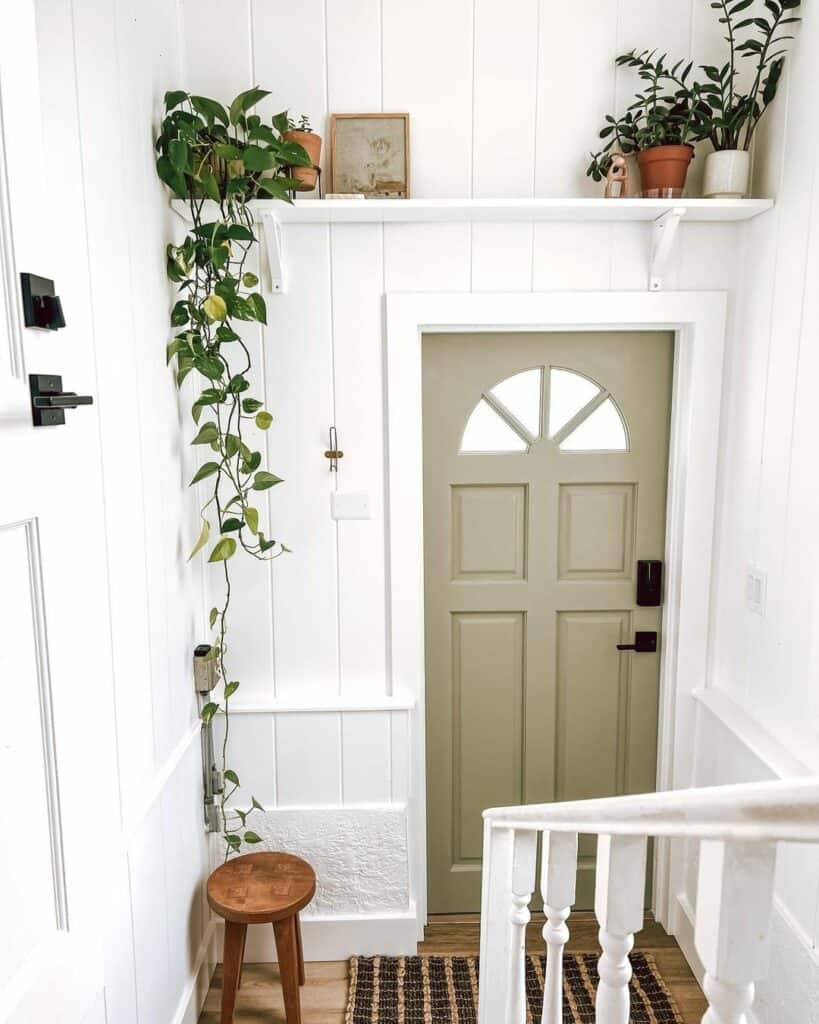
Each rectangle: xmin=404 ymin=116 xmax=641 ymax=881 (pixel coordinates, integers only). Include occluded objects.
xmin=423 ymin=331 xmax=673 ymax=912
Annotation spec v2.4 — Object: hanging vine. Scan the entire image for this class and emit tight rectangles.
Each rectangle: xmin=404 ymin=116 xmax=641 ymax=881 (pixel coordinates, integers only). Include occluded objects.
xmin=155 ymin=87 xmax=309 ymax=857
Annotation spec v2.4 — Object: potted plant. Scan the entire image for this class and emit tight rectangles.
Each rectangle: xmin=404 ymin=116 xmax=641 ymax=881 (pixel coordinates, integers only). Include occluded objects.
xmin=698 ymin=0 xmax=801 ymax=198
xmin=587 ymin=50 xmax=709 ymax=196
xmin=279 ymin=113 xmax=322 ymax=192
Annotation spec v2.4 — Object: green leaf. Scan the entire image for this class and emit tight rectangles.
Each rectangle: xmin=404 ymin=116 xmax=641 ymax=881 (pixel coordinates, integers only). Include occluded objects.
xmin=241 ymin=451 xmax=262 ymax=474
xmin=209 ymin=537 xmax=237 ymax=562
xmin=224 ymin=769 xmax=240 ymax=785
xmin=259 ymin=535 xmax=278 ymax=553
xmin=224 ymin=680 xmax=240 ymax=698
xmin=253 ymin=471 xmax=283 ymax=490
xmin=190 ymin=95 xmax=229 ymax=125
xmin=220 ymin=517 xmax=243 ymax=532
xmin=214 ymin=143 xmax=244 ymax=161
xmin=242 ymin=272 xmax=260 ymax=288
xmin=228 ymin=374 xmax=249 ymax=394
xmin=171 ymin=300 xmax=189 ymax=326
xmin=203 ymin=294 xmax=228 ymax=321
xmin=255 ymin=411 xmax=273 ymax=430
xmin=216 ymin=325 xmax=240 ymax=343
xmin=164 ymin=90 xmax=188 ymax=110
xmin=244 ymin=507 xmax=259 ymax=535
xmin=227 ymin=224 xmax=254 ymax=241
xmin=257 ymin=177 xmax=296 ymax=201
xmin=225 ymin=834 xmax=241 ymax=850
xmin=229 ymin=87 xmax=271 ymax=126
xmin=156 ymin=155 xmax=186 ymax=197
xmin=201 ymin=701 xmax=219 ymax=724
xmin=191 ymin=422 xmax=219 ymax=445
xmin=166 ymin=339 xmax=184 ymax=364
xmin=244 ymin=831 xmax=263 ymax=844
xmin=242 ymin=145 xmax=277 ymax=172
xmin=248 ymin=293 xmax=267 ymax=324
xmin=190 ymin=461 xmax=220 ymax=485
xmin=188 ymin=518 xmax=211 ymax=560
xmin=251 ymin=796 xmax=265 ymax=812
xmin=169 ymin=138 xmax=189 ymax=172
xmin=242 ymin=397 xmax=263 ymax=414
xmin=199 ymin=169 xmax=220 ymax=202
xmin=209 ymin=606 xmax=219 ymax=628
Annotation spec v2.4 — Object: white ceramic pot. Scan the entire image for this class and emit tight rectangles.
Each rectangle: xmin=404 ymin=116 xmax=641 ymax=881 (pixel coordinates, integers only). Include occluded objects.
xmin=703 ymin=149 xmax=751 ymax=198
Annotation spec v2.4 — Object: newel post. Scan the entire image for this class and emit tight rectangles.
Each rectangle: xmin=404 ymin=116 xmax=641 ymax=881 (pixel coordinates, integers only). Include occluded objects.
xmin=478 ymin=823 xmax=537 ymax=1024
xmin=540 ymin=831 xmax=578 ymax=1024
xmin=694 ymin=839 xmax=777 ymax=1024
xmin=594 ymin=834 xmax=647 ymax=1024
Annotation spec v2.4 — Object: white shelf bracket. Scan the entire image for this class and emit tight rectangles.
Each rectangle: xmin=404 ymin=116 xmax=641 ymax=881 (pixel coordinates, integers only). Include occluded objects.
xmin=261 ymin=211 xmax=286 ymax=294
xmin=649 ymin=207 xmax=685 ymax=291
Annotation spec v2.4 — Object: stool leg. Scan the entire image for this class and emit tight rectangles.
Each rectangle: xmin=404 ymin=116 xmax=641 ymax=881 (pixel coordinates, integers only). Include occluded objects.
xmin=295 ymin=913 xmax=305 ymax=985
xmin=237 ymin=926 xmax=247 ymax=989
xmin=221 ymin=921 xmax=247 ymax=1024
xmin=273 ymin=915 xmax=302 ymax=1024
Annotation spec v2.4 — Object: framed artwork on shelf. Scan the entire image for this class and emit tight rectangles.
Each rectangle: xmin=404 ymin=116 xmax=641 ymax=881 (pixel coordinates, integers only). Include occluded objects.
xmin=330 ymin=113 xmax=410 ymax=198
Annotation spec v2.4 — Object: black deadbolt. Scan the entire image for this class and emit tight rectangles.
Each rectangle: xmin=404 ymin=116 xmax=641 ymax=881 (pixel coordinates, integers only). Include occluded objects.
xmin=637 ymin=559 xmax=663 ymax=606
xmin=21 ymin=273 xmax=66 ymax=331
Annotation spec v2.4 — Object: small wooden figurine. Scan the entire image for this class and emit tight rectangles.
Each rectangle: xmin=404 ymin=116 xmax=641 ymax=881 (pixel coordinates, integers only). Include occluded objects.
xmin=605 ymin=152 xmax=629 ymax=198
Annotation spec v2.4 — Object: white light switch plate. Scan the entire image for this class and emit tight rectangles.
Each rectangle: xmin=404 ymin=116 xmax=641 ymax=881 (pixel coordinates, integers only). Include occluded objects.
xmin=331 ymin=492 xmax=370 ymax=520
xmin=746 ymin=564 xmax=767 ymax=615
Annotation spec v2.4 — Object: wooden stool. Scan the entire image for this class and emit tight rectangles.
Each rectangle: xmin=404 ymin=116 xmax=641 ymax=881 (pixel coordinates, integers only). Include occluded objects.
xmin=207 ymin=851 xmax=316 ymax=1024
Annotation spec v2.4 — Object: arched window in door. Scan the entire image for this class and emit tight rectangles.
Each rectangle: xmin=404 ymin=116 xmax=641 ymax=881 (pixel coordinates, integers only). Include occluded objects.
xmin=459 ymin=366 xmax=628 ymax=453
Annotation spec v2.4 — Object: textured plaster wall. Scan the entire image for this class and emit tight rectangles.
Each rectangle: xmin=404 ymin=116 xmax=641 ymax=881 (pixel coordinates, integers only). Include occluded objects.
xmin=252 ymin=808 xmax=410 ymax=915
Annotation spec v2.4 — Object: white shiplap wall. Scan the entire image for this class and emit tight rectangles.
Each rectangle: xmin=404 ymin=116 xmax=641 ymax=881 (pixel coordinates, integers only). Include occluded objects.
xmin=180 ymin=0 xmax=759 ymax=954
xmin=35 ymin=1 xmax=212 ymax=1021
xmin=682 ymin=5 xmax=819 ymax=1020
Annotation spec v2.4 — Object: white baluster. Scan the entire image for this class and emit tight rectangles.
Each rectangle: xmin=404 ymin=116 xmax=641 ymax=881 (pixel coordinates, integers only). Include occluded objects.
xmin=479 ymin=824 xmax=536 ymax=1024
xmin=540 ymin=831 xmax=578 ymax=1024
xmin=508 ymin=830 xmax=538 ymax=1024
xmin=594 ymin=834 xmax=647 ymax=1024
xmin=694 ymin=839 xmax=777 ymax=1024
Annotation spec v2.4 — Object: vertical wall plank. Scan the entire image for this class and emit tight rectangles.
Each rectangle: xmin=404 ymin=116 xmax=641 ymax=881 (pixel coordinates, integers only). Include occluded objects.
xmin=532 ymin=222 xmax=612 ymax=289
xmin=265 ymin=226 xmax=339 ymax=695
xmin=535 ymin=0 xmax=619 ymax=198
xmin=384 ymin=224 xmax=472 ymax=291
xmin=342 ymin=711 xmax=392 ymax=803
xmin=330 ymin=225 xmax=389 ymax=692
xmin=276 ymin=713 xmax=343 ymax=805
xmin=382 ymin=0 xmax=473 ymax=197
xmin=180 ymin=0 xmax=253 ymax=97
xmin=473 ymin=0 xmax=539 ymax=197
xmin=326 ymin=0 xmax=382 ymax=112
xmin=250 ymin=0 xmax=327 ymax=138
xmin=129 ymin=805 xmax=173 ymax=1024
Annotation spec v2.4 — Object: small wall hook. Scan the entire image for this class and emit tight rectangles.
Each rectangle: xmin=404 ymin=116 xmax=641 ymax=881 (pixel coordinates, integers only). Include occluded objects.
xmin=324 ymin=426 xmax=344 ymax=472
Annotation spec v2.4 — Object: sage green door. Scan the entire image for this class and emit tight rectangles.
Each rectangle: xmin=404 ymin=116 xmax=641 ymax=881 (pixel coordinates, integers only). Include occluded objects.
xmin=423 ymin=331 xmax=673 ymax=912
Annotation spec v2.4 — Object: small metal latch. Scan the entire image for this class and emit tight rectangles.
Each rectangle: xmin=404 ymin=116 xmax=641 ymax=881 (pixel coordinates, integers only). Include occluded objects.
xmin=324 ymin=426 xmax=344 ymax=471
xmin=194 ymin=644 xmax=222 ymax=832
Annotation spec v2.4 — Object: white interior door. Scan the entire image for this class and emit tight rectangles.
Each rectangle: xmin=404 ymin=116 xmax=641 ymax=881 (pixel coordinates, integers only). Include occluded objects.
xmin=0 ymin=3 xmax=114 ymax=1020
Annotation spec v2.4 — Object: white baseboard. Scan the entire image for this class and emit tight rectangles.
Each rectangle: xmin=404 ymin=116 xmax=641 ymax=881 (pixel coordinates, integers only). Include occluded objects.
xmin=170 ymin=921 xmax=217 ymax=1024
xmin=214 ymin=907 xmax=419 ymax=963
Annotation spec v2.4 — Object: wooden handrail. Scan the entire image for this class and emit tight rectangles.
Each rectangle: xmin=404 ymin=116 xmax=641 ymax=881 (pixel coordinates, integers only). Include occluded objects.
xmin=483 ymin=777 xmax=819 ymax=842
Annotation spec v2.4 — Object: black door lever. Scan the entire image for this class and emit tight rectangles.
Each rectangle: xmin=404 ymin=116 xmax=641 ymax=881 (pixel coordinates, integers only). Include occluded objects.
xmin=616 ymin=631 xmax=658 ymax=653
xmin=29 ymin=374 xmax=94 ymax=427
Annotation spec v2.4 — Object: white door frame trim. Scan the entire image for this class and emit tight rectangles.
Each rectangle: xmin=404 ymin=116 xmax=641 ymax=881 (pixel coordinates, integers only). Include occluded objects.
xmin=384 ymin=290 xmax=727 ymax=937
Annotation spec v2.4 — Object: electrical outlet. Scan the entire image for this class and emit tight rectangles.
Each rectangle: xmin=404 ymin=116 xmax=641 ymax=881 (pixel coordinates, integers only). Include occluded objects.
xmin=331 ymin=492 xmax=370 ymax=520
xmin=746 ymin=565 xmax=767 ymax=615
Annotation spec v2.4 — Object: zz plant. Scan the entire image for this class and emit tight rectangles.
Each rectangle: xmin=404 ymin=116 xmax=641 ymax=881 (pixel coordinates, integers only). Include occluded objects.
xmin=155 ymin=87 xmax=310 ymax=858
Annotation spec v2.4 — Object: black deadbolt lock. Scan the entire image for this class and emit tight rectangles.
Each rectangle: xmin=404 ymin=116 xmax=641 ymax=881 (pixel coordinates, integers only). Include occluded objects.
xmin=636 ymin=559 xmax=663 ymax=606
xmin=29 ymin=374 xmax=93 ymax=427
xmin=21 ymin=273 xmax=66 ymax=331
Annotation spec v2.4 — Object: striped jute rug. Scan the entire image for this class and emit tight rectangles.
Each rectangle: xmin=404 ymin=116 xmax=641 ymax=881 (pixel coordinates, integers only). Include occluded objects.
xmin=346 ymin=952 xmax=683 ymax=1023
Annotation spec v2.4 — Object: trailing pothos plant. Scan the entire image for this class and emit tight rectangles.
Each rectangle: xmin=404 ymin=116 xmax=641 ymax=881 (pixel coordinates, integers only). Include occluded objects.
xmin=587 ymin=50 xmax=710 ymax=180
xmin=155 ymin=87 xmax=310 ymax=858
xmin=698 ymin=0 xmax=802 ymax=151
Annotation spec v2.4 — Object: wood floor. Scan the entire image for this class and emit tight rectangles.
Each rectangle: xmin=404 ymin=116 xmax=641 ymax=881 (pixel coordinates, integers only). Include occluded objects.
xmin=199 ymin=913 xmax=706 ymax=1023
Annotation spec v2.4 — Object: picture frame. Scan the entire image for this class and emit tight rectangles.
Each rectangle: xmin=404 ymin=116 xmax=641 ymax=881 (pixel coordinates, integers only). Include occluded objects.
xmin=330 ymin=113 xmax=410 ymax=198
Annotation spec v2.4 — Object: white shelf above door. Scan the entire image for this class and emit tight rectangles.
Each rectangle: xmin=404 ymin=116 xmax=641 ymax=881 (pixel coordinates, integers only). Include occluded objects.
xmin=170 ymin=196 xmax=773 ymax=293
xmin=173 ymin=195 xmax=772 ymax=225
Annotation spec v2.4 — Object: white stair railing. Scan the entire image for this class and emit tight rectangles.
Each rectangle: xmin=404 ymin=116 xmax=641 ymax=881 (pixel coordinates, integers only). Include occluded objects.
xmin=477 ymin=778 xmax=819 ymax=1024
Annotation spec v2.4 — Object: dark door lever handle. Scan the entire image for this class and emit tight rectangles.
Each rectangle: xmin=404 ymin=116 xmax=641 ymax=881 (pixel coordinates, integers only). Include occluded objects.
xmin=32 ymin=392 xmax=93 ymax=409
xmin=616 ymin=631 xmax=658 ymax=653
xmin=29 ymin=374 xmax=94 ymax=426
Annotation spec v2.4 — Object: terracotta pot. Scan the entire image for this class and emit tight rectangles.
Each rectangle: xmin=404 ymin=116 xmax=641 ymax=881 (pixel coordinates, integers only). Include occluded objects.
xmin=637 ymin=144 xmax=694 ymax=196
xmin=283 ymin=130 xmax=322 ymax=192
xmin=703 ymin=149 xmax=750 ymax=199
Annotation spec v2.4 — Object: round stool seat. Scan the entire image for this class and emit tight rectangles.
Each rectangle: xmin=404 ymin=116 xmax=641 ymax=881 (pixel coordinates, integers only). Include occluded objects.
xmin=207 ymin=851 xmax=316 ymax=924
